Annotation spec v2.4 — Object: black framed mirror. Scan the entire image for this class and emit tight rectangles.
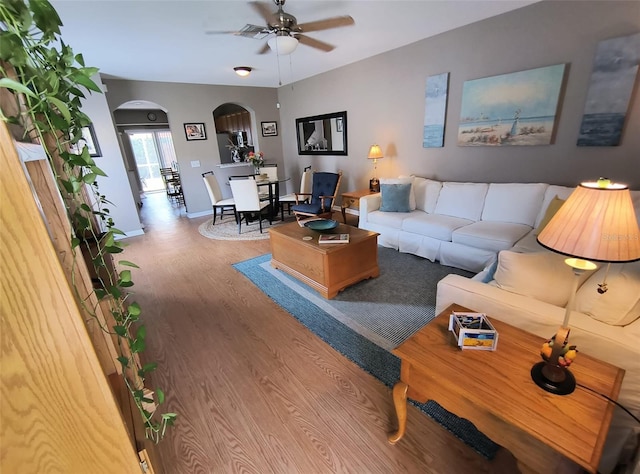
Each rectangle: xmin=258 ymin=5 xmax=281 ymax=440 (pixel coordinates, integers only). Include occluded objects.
xmin=296 ymin=111 xmax=347 ymax=156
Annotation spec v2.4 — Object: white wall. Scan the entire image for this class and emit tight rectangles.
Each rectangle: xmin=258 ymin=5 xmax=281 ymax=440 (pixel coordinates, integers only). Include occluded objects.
xmin=81 ymin=74 xmax=143 ymax=236
xmin=277 ymin=0 xmax=640 ymax=192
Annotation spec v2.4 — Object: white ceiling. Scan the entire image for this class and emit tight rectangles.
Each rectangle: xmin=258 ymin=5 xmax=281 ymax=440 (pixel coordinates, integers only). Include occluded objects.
xmin=51 ymin=0 xmax=537 ymax=88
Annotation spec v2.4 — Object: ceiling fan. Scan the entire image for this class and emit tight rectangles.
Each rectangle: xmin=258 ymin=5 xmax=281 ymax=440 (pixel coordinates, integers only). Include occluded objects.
xmin=207 ymin=0 xmax=355 ymax=54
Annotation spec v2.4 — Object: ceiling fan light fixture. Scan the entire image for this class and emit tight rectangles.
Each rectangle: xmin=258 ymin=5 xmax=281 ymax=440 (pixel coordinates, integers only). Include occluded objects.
xmin=267 ymin=35 xmax=298 ymax=55
xmin=233 ymin=66 xmax=252 ymax=77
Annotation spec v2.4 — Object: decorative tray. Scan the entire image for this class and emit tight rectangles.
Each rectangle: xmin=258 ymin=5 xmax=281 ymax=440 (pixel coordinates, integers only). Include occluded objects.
xmin=304 ymin=219 xmax=339 ymax=231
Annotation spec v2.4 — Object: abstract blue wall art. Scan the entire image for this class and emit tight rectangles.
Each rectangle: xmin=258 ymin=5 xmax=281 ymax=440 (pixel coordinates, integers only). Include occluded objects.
xmin=458 ymin=64 xmax=566 ymax=146
xmin=577 ymin=32 xmax=640 ymax=147
xmin=423 ymin=72 xmax=449 ymax=148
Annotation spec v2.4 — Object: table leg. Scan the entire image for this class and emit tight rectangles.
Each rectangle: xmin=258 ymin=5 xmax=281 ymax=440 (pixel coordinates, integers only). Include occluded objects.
xmin=341 ymin=204 xmax=348 ymax=223
xmin=388 ymin=381 xmax=408 ymax=444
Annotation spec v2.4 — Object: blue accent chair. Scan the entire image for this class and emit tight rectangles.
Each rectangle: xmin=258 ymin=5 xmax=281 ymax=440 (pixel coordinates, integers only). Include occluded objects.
xmin=292 ymin=171 xmax=342 ymax=222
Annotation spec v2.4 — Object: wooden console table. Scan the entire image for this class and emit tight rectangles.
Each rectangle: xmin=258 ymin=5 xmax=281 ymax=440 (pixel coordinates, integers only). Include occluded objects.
xmin=388 ymin=303 xmax=624 ymax=474
xmin=340 ymin=189 xmax=378 ymax=223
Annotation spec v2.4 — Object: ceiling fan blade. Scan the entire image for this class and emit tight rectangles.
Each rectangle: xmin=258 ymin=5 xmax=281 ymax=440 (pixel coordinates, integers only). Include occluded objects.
xmin=250 ymin=1 xmax=276 ymax=25
xmin=297 ymin=15 xmax=354 ymax=33
xmin=257 ymin=42 xmax=271 ymax=55
xmin=296 ymin=34 xmax=335 ymax=52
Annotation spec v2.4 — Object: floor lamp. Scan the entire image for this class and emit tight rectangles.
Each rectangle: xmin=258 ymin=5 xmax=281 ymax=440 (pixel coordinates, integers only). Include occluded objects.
xmin=532 ymin=179 xmax=640 ymax=395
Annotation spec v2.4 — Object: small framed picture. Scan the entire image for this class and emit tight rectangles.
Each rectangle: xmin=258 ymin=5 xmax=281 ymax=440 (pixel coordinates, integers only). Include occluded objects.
xmin=261 ymin=121 xmax=278 ymax=137
xmin=336 ymin=117 xmax=343 ymax=132
xmin=70 ymin=123 xmax=102 ymax=157
xmin=184 ymin=122 xmax=207 ymax=141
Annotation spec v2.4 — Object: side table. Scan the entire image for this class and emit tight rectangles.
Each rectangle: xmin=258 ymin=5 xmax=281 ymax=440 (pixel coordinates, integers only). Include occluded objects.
xmin=341 ymin=188 xmax=378 ymax=223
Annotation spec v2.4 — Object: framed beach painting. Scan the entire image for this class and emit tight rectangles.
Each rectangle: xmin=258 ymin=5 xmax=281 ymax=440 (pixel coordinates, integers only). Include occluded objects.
xmin=577 ymin=32 xmax=640 ymax=146
xmin=423 ymin=72 xmax=449 ymax=148
xmin=457 ymin=64 xmax=566 ymax=146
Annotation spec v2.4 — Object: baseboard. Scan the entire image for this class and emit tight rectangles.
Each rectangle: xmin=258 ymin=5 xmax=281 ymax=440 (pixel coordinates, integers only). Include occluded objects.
xmin=187 ymin=209 xmax=214 ymax=219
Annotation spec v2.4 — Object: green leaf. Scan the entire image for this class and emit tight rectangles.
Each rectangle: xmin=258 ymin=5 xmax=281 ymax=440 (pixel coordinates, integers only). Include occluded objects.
xmin=119 ymin=270 xmax=132 ymax=282
xmin=109 ymin=286 xmax=122 ymax=299
xmin=82 ymin=172 xmax=97 ymax=184
xmin=90 ymin=165 xmax=107 ymax=177
xmin=143 ymin=362 xmax=158 ymax=373
xmin=46 ymin=96 xmax=71 ymax=123
xmin=136 ymin=325 xmax=147 ymax=340
xmin=94 ymin=288 xmax=107 ymax=300
xmin=131 ymin=338 xmax=146 ymax=353
xmin=31 ymin=0 xmax=62 ymax=37
xmin=70 ymin=71 xmax=102 ymax=93
xmin=156 ymin=388 xmax=165 ymax=404
xmin=70 ymin=237 xmax=80 ymax=248
xmin=128 ymin=302 xmax=141 ymax=316
xmin=110 ymin=227 xmax=126 ymax=236
xmin=113 ymin=325 xmax=127 ymax=337
xmin=118 ymin=260 xmax=140 ymax=269
xmin=116 ymin=356 xmax=129 ymax=368
xmin=105 ymin=245 xmax=124 ymax=254
xmin=0 ymin=78 xmax=37 ymax=98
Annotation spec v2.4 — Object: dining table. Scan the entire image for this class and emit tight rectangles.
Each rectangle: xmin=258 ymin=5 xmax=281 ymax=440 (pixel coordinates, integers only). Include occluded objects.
xmin=229 ymin=175 xmax=290 ymax=220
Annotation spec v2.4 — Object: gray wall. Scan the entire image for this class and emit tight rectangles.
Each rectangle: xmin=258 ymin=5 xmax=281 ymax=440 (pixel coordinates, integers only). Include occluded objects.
xmin=103 ymin=80 xmax=283 ymax=216
xmin=277 ymin=0 xmax=640 ymax=193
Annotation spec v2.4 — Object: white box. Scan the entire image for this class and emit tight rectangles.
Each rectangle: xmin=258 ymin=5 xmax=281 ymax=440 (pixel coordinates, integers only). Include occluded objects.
xmin=448 ymin=311 xmax=499 ymax=351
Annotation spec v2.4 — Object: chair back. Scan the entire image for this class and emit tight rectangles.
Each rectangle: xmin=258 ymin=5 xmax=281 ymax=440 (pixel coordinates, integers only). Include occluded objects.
xmin=300 ymin=169 xmax=313 ymax=195
xmin=229 ymin=178 xmax=261 ymax=212
xmin=311 ymin=172 xmax=341 ymax=210
xmin=202 ymin=173 xmax=223 ymax=205
xmin=262 ymin=164 xmax=278 ymax=181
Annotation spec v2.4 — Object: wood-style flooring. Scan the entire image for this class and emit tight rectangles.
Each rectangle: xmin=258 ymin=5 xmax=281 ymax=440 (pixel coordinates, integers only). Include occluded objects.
xmin=122 ymin=192 xmax=519 ymax=474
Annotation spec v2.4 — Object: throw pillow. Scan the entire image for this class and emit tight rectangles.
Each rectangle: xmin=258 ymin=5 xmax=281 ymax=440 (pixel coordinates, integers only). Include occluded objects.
xmin=381 ymin=177 xmax=416 ymax=210
xmin=575 ymin=262 xmax=640 ymax=326
xmin=535 ymin=195 xmax=565 ymax=235
xmin=493 ymin=250 xmax=593 ymax=307
xmin=379 ymin=183 xmax=412 ymax=212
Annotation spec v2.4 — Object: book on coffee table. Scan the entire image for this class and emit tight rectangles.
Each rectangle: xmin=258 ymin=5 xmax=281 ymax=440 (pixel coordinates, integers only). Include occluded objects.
xmin=318 ymin=233 xmax=350 ymax=244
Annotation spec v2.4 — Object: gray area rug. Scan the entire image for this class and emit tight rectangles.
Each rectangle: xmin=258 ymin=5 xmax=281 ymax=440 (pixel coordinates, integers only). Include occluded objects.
xmin=244 ymin=246 xmax=473 ymax=350
xmin=233 ymin=248 xmax=500 ymax=459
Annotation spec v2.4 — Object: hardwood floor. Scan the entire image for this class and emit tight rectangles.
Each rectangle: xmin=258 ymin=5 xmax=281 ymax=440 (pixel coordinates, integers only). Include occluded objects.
xmin=123 ymin=192 xmax=519 ymax=474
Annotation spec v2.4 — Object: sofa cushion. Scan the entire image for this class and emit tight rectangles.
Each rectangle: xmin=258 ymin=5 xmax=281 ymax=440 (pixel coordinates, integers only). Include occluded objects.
xmin=367 ymin=209 xmax=417 ymax=229
xmin=452 ymin=221 xmax=533 ymax=252
xmin=413 ymin=178 xmax=442 ymax=213
xmin=379 ymin=183 xmax=412 ymax=212
xmin=481 ymin=183 xmax=546 ymax=226
xmin=575 ymin=262 xmax=640 ymax=326
xmin=533 ymin=185 xmax=575 ymax=229
xmin=535 ymin=195 xmax=565 ymax=235
xmin=434 ymin=182 xmax=488 ymax=221
xmin=402 ymin=213 xmax=473 ymax=241
xmin=493 ymin=250 xmax=592 ymax=307
xmin=381 ymin=177 xmax=416 ymax=210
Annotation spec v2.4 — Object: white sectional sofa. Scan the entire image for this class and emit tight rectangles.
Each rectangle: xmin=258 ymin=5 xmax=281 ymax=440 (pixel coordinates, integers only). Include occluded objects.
xmin=358 ymin=177 xmax=640 ymax=473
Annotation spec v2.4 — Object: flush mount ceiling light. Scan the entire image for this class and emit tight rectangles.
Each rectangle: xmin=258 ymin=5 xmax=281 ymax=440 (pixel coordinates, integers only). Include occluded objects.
xmin=267 ymin=34 xmax=299 ymax=55
xmin=233 ymin=66 xmax=252 ymax=77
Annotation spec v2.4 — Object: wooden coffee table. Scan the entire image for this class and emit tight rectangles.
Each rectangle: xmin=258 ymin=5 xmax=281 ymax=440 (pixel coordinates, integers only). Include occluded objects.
xmin=269 ymin=221 xmax=379 ymax=299
xmin=388 ymin=303 xmax=624 ymax=474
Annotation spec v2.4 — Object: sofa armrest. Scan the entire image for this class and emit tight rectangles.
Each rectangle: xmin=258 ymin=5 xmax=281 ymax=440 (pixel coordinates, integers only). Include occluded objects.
xmin=359 ymin=193 xmax=381 ymax=225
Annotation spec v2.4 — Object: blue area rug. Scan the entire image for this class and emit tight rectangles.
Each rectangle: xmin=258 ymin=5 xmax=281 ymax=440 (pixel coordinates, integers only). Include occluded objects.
xmin=233 ymin=248 xmax=500 ymax=460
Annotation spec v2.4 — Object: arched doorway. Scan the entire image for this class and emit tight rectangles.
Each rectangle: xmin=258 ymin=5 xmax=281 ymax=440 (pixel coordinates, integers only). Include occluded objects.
xmin=213 ymin=103 xmax=256 ymax=164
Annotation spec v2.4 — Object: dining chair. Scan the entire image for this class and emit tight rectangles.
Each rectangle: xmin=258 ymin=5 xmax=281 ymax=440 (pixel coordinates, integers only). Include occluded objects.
xmin=202 ymin=171 xmax=236 ymax=224
xmin=229 ymin=177 xmax=272 ymax=234
xmin=261 ymin=164 xmax=278 ymax=181
xmin=280 ymin=166 xmax=312 ymax=220
xmin=292 ymin=170 xmax=342 ymax=222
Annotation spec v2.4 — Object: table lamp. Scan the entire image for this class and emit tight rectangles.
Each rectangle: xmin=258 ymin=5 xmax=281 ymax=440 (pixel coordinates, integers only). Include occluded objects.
xmin=367 ymin=144 xmax=384 ymax=192
xmin=532 ymin=178 xmax=640 ymax=395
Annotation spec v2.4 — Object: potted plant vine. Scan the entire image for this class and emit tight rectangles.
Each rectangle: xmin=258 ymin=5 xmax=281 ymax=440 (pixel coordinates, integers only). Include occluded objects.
xmin=0 ymin=0 xmax=176 ymax=443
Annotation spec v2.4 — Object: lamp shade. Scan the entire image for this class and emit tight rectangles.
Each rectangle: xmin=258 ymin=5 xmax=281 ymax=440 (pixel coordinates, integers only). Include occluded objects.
xmin=537 ymin=181 xmax=640 ymax=263
xmin=367 ymin=145 xmax=383 ymax=160
xmin=267 ymin=35 xmax=298 ymax=55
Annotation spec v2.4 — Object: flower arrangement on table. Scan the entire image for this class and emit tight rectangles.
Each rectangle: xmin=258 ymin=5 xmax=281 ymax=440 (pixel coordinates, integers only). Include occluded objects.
xmin=247 ymin=151 xmax=264 ymax=174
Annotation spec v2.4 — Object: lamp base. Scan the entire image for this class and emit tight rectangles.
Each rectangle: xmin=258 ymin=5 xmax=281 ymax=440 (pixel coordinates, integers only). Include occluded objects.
xmin=530 ymin=361 xmax=576 ymax=395
xmin=369 ymin=177 xmax=380 ymax=193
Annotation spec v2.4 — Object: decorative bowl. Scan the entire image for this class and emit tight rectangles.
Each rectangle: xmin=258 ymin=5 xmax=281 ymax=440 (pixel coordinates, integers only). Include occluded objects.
xmin=304 ymin=219 xmax=339 ymax=231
